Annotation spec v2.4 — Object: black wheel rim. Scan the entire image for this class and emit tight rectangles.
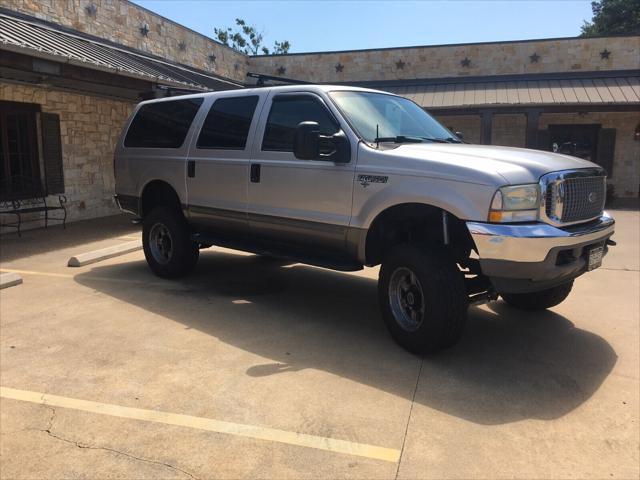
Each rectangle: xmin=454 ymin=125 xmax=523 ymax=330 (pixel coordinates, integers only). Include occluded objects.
xmin=388 ymin=267 xmax=425 ymax=332
xmin=149 ymin=222 xmax=173 ymax=265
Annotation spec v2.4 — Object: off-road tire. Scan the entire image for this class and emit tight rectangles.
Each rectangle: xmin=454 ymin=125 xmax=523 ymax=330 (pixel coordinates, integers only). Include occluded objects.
xmin=378 ymin=245 xmax=468 ymax=354
xmin=501 ymin=281 xmax=573 ymax=311
xmin=142 ymin=206 xmax=199 ymax=279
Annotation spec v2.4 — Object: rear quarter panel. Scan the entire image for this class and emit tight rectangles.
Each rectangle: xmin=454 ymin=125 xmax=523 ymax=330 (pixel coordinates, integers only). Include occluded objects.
xmin=114 ymin=98 xmax=207 ymax=213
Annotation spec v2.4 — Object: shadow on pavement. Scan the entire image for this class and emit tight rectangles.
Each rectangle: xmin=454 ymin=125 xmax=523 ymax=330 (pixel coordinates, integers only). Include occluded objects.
xmin=75 ymin=249 xmax=617 ymax=426
xmin=0 ymin=214 xmax=139 ymax=263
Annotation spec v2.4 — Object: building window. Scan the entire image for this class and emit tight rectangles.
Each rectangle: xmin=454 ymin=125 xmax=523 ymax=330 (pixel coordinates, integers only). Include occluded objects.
xmin=0 ymin=101 xmax=41 ymax=200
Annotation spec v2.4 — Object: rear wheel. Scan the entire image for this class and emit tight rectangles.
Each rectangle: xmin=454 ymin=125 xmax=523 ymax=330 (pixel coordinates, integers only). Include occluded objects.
xmin=142 ymin=206 xmax=199 ymax=278
xmin=378 ymin=245 xmax=468 ymax=354
xmin=501 ymin=281 xmax=573 ymax=311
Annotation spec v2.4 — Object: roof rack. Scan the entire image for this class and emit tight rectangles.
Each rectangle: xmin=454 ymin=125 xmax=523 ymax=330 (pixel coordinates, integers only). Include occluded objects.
xmin=246 ymin=72 xmax=312 ymax=87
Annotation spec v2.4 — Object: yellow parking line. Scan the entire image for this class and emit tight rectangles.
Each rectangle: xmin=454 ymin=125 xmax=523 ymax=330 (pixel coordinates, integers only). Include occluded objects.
xmin=0 ymin=268 xmax=162 ymax=286
xmin=0 ymin=387 xmax=400 ymax=462
xmin=0 ymin=268 xmax=72 ymax=278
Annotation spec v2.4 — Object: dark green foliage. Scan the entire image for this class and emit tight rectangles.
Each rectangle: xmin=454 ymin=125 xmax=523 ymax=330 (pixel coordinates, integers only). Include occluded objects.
xmin=581 ymin=0 xmax=640 ymax=36
xmin=214 ymin=18 xmax=291 ymax=55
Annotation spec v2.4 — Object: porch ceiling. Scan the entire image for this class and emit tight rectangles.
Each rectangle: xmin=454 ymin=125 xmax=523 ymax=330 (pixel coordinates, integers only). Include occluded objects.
xmin=382 ymin=75 xmax=640 ymax=109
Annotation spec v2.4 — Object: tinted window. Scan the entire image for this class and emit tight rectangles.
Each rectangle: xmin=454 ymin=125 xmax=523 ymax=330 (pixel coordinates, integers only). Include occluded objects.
xmin=124 ymin=98 xmax=203 ymax=148
xmin=197 ymin=96 xmax=259 ymax=150
xmin=262 ymin=96 xmax=339 ymax=152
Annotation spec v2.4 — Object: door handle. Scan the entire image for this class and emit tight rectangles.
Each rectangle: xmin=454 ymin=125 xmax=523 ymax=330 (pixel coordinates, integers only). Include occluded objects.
xmin=187 ymin=160 xmax=195 ymax=178
xmin=250 ymin=163 xmax=261 ymax=183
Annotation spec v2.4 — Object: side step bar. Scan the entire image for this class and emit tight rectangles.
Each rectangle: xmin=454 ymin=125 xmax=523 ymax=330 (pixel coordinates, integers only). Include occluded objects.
xmin=191 ymin=233 xmax=363 ymax=272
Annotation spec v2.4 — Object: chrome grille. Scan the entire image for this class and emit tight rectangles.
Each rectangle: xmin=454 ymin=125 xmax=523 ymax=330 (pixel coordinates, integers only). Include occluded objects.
xmin=541 ymin=170 xmax=606 ymax=225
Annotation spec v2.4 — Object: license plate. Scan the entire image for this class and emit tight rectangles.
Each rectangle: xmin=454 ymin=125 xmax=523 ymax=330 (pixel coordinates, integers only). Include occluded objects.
xmin=587 ymin=246 xmax=604 ymax=271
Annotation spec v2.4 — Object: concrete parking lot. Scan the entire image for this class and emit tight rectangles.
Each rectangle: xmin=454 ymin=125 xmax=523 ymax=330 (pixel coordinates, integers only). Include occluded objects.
xmin=1 ymin=210 xmax=638 ymax=479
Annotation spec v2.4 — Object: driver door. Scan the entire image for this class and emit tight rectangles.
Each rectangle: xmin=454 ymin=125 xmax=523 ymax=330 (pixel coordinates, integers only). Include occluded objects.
xmin=247 ymin=92 xmax=356 ymax=255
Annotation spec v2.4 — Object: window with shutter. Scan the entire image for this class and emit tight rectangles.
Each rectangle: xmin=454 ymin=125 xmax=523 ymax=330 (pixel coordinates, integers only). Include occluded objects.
xmin=0 ymin=101 xmax=41 ymax=200
xmin=596 ymin=128 xmax=616 ymax=177
xmin=40 ymin=112 xmax=65 ymax=194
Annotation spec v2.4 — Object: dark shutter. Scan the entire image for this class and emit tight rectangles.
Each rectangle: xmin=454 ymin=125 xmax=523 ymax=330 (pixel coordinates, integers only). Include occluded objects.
xmin=596 ymin=128 xmax=616 ymax=176
xmin=536 ymin=129 xmax=551 ymax=151
xmin=40 ymin=112 xmax=64 ymax=194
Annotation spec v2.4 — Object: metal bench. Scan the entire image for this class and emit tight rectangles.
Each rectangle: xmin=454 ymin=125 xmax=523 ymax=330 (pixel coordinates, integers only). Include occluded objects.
xmin=0 ymin=178 xmax=67 ymax=237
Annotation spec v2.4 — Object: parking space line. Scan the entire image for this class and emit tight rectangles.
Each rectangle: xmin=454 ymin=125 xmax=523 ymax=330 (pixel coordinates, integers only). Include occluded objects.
xmin=0 ymin=268 xmax=72 ymax=279
xmin=0 ymin=387 xmax=400 ymax=463
xmin=0 ymin=268 xmax=161 ymax=286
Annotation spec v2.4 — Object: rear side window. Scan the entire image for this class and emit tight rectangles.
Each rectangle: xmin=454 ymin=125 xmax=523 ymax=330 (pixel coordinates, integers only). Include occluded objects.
xmin=197 ymin=96 xmax=259 ymax=150
xmin=262 ymin=96 xmax=339 ymax=152
xmin=124 ymin=98 xmax=203 ymax=148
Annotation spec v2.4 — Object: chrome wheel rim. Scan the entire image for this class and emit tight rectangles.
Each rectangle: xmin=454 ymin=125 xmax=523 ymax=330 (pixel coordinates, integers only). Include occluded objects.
xmin=149 ymin=222 xmax=173 ymax=265
xmin=388 ymin=267 xmax=425 ymax=332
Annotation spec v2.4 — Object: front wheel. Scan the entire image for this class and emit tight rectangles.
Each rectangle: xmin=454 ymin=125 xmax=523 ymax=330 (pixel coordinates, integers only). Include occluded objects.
xmin=142 ymin=206 xmax=199 ymax=279
xmin=378 ymin=245 xmax=468 ymax=354
xmin=501 ymin=281 xmax=573 ymax=311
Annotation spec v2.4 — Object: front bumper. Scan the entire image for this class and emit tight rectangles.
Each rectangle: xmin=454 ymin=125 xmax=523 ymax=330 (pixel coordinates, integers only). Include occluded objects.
xmin=466 ymin=213 xmax=615 ymax=293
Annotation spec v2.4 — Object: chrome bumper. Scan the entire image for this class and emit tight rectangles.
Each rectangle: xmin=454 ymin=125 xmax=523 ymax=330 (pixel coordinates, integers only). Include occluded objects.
xmin=466 ymin=212 xmax=615 ymax=263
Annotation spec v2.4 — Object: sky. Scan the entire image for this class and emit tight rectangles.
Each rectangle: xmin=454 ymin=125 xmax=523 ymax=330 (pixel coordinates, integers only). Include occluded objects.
xmin=133 ymin=0 xmax=595 ymax=54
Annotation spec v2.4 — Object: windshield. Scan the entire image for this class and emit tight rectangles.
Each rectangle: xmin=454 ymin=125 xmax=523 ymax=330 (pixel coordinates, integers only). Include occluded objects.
xmin=329 ymin=91 xmax=458 ymax=144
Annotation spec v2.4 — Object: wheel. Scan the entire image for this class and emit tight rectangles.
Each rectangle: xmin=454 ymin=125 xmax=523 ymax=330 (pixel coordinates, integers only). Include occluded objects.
xmin=142 ymin=206 xmax=199 ymax=279
xmin=378 ymin=245 xmax=468 ymax=354
xmin=501 ymin=281 xmax=573 ymax=311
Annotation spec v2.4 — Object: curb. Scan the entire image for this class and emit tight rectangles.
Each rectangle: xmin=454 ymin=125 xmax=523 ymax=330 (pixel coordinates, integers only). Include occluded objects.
xmin=68 ymin=240 xmax=142 ymax=267
xmin=0 ymin=272 xmax=23 ymax=289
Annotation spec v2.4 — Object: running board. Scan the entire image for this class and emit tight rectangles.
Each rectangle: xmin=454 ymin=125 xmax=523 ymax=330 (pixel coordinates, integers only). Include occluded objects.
xmin=191 ymin=233 xmax=363 ymax=272
xmin=468 ymin=290 xmax=498 ymax=306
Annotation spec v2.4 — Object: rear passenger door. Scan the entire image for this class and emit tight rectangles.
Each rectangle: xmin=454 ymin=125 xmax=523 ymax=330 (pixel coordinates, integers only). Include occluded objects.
xmin=186 ymin=93 xmax=264 ymax=236
xmin=247 ymin=92 xmax=356 ymax=255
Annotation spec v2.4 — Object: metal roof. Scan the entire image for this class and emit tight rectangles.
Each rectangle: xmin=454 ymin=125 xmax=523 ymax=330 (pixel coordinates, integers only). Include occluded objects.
xmin=0 ymin=12 xmax=242 ymax=91
xmin=382 ymin=76 xmax=640 ymax=108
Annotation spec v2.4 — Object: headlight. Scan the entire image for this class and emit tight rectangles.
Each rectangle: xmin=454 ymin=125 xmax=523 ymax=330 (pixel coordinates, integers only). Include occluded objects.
xmin=489 ymin=184 xmax=539 ymax=223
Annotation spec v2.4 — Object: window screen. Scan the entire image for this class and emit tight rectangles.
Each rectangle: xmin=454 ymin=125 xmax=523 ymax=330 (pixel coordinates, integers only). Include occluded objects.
xmin=124 ymin=98 xmax=203 ymax=148
xmin=262 ymin=96 xmax=339 ymax=152
xmin=197 ymin=96 xmax=259 ymax=150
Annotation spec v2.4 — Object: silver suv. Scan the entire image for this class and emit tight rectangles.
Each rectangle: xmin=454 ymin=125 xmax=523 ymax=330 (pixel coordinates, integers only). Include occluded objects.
xmin=114 ymin=85 xmax=615 ymax=353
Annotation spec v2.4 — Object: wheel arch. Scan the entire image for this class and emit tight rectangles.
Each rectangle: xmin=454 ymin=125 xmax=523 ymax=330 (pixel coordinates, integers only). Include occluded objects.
xmin=139 ymin=179 xmax=184 ymax=219
xmin=361 ymin=202 xmax=475 ymax=266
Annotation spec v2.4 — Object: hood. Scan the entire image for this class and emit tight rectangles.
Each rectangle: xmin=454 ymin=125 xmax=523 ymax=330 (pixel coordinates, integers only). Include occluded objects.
xmin=386 ymin=143 xmax=601 ymax=185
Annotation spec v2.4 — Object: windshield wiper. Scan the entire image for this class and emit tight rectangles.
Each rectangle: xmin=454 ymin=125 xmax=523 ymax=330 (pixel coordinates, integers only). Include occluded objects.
xmin=421 ymin=137 xmax=464 ymax=143
xmin=374 ymin=135 xmax=425 ymax=144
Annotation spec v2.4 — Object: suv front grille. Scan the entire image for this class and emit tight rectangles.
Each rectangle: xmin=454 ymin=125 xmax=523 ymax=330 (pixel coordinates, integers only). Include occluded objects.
xmin=542 ymin=171 xmax=606 ymax=225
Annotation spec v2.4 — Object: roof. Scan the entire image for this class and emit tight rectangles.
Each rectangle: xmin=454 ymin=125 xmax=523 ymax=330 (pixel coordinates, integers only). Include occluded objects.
xmin=251 ymin=33 xmax=639 ymax=58
xmin=0 ymin=10 xmax=242 ymax=91
xmin=380 ymin=74 xmax=640 ymax=109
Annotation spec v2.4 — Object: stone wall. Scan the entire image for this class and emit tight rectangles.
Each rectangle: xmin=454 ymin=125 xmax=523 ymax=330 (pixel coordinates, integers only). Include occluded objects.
xmin=435 ymin=115 xmax=481 ymax=144
xmin=4 ymin=0 xmax=248 ymax=82
xmin=249 ymin=36 xmax=640 ymax=83
xmin=0 ymin=81 xmax=134 ymax=224
xmin=492 ymin=114 xmax=527 ymax=147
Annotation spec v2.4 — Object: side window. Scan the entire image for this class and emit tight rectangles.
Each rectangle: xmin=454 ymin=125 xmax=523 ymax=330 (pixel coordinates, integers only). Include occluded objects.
xmin=262 ymin=96 xmax=339 ymax=152
xmin=124 ymin=98 xmax=203 ymax=148
xmin=197 ymin=96 xmax=259 ymax=150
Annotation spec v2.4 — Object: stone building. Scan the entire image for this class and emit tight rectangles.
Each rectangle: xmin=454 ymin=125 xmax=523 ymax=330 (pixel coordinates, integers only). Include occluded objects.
xmin=1 ymin=0 xmax=638 ymax=229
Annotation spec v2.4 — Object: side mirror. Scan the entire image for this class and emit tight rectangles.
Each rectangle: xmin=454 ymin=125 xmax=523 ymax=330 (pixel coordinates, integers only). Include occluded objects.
xmin=455 ymin=131 xmax=464 ymax=140
xmin=293 ymin=121 xmax=351 ymax=163
xmin=294 ymin=121 xmax=320 ymax=160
